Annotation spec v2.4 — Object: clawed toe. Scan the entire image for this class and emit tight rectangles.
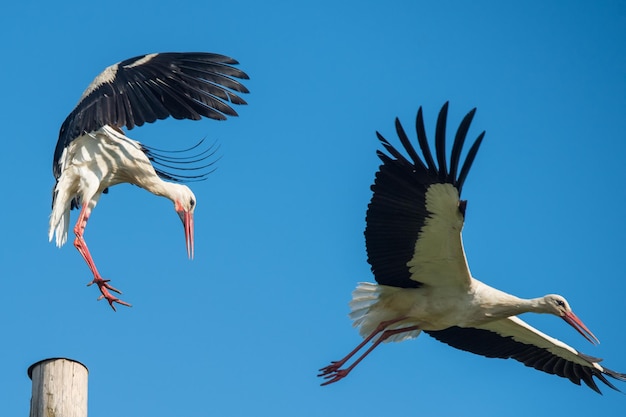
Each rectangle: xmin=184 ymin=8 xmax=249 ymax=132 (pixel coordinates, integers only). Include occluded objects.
xmin=317 ymin=363 xmax=340 ymax=377
xmin=87 ymin=277 xmax=122 ymax=294
xmin=97 ymin=293 xmax=132 ymax=311
xmin=319 ymin=369 xmax=348 ymax=386
xmin=317 ymin=361 xmax=351 ymax=385
xmin=89 ymin=277 xmax=131 ymax=311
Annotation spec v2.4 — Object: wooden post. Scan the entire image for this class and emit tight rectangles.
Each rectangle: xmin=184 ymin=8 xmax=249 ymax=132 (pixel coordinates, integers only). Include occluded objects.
xmin=28 ymin=358 xmax=88 ymax=417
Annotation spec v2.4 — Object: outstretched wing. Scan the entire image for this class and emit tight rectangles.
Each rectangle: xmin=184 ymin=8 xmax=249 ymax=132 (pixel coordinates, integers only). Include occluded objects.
xmin=365 ymin=103 xmax=485 ymax=289
xmin=54 ymin=52 xmax=249 ymax=178
xmin=426 ymin=317 xmax=626 ymax=393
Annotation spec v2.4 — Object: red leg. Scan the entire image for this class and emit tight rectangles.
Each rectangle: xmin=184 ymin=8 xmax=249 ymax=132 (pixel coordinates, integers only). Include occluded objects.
xmin=73 ymin=203 xmax=131 ymax=311
xmin=319 ymin=318 xmax=420 ymax=386
xmin=318 ymin=318 xmax=405 ymax=377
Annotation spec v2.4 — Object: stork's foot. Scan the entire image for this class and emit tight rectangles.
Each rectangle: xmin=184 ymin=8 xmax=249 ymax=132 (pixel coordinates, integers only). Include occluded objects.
xmin=318 ymin=361 xmax=351 ymax=386
xmin=318 ymin=361 xmax=341 ymax=377
xmin=318 ymin=363 xmax=350 ymax=386
xmin=88 ymin=277 xmax=132 ymax=311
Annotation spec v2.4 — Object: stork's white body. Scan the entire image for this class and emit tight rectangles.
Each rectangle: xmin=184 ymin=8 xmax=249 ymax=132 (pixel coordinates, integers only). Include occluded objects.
xmin=351 ymin=282 xmax=530 ymax=338
xmin=50 ymin=126 xmax=167 ymax=247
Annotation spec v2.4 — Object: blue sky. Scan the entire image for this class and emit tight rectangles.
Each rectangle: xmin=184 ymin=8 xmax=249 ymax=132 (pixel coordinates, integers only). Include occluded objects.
xmin=1 ymin=1 xmax=625 ymax=415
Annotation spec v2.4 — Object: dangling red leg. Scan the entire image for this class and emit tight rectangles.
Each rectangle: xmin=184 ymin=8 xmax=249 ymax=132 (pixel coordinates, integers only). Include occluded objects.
xmin=318 ymin=318 xmax=420 ymax=385
xmin=73 ymin=202 xmax=131 ymax=311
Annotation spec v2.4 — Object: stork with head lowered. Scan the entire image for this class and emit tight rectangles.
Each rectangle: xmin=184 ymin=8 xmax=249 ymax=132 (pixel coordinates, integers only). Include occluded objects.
xmin=49 ymin=52 xmax=249 ymax=310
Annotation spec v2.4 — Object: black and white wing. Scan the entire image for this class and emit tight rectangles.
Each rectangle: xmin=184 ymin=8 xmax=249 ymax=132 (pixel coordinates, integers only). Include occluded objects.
xmin=426 ymin=317 xmax=626 ymax=393
xmin=365 ymin=102 xmax=485 ymax=289
xmin=53 ymin=52 xmax=249 ymax=177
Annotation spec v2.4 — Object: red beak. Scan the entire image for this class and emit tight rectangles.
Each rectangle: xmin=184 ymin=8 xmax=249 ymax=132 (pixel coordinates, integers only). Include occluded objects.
xmin=562 ymin=311 xmax=599 ymax=345
xmin=177 ymin=209 xmax=194 ymax=259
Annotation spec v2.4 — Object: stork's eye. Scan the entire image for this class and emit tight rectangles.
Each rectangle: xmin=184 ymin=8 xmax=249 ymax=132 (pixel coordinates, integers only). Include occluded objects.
xmin=189 ymin=199 xmax=195 ymax=208
xmin=555 ymin=299 xmax=565 ymax=307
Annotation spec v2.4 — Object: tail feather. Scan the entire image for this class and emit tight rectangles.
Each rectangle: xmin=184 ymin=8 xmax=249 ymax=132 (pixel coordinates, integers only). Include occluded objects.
xmin=349 ymin=282 xmax=421 ymax=343
xmin=49 ymin=185 xmax=71 ymax=247
xmin=49 ymin=206 xmax=70 ymax=247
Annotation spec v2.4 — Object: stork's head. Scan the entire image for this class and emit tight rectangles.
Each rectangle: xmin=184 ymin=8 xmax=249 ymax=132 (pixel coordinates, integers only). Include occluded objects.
xmin=543 ymin=294 xmax=599 ymax=345
xmin=172 ymin=185 xmax=196 ymax=259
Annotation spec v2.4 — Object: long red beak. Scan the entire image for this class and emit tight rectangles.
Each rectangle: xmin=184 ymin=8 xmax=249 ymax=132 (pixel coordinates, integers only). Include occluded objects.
xmin=562 ymin=311 xmax=599 ymax=345
xmin=177 ymin=210 xmax=194 ymax=259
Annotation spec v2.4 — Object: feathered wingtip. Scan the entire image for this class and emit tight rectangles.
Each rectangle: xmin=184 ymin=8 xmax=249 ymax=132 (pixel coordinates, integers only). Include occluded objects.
xmin=375 ymin=102 xmax=486 ymax=195
xmin=141 ymin=137 xmax=221 ymax=183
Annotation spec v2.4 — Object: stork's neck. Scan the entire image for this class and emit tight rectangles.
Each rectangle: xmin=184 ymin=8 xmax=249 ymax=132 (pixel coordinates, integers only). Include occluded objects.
xmin=136 ymin=175 xmax=183 ymax=202
xmin=473 ymin=284 xmax=553 ymax=320
xmin=140 ymin=179 xmax=195 ymax=216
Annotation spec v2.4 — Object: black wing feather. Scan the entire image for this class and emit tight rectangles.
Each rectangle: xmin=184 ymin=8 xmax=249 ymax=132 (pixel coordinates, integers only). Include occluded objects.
xmin=365 ymin=103 xmax=485 ymax=288
xmin=434 ymin=102 xmax=449 ymax=182
xmin=425 ymin=326 xmax=626 ymax=394
xmin=456 ymin=131 xmax=485 ymax=192
xmin=415 ymin=107 xmax=437 ymax=176
xmin=449 ymin=108 xmax=476 ymax=181
xmin=393 ymin=119 xmax=425 ymax=172
xmin=53 ymin=52 xmax=249 ymax=178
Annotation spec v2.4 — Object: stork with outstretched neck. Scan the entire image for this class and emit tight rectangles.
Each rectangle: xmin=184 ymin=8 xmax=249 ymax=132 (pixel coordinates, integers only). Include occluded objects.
xmin=318 ymin=103 xmax=626 ymax=393
xmin=49 ymin=52 xmax=249 ymax=310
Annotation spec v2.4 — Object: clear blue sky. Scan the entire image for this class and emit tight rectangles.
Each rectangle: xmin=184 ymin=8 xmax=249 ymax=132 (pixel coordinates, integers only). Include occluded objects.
xmin=1 ymin=1 xmax=625 ymax=415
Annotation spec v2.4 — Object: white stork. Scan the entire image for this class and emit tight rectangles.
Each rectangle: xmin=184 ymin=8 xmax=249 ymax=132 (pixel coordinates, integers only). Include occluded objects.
xmin=49 ymin=52 xmax=249 ymax=310
xmin=318 ymin=103 xmax=626 ymax=393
